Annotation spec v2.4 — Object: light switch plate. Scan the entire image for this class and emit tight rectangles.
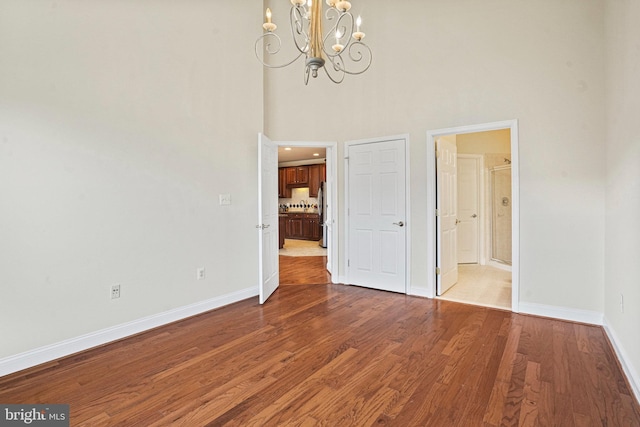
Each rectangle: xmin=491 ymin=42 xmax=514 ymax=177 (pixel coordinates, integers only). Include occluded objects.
xmin=219 ymin=194 xmax=231 ymax=205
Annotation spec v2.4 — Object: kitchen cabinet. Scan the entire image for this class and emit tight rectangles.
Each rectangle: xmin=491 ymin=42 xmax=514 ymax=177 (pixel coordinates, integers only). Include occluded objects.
xmin=303 ymin=215 xmax=321 ymax=240
xmin=308 ymin=164 xmax=325 ymax=198
xmin=278 ymin=168 xmax=291 ymax=198
xmin=285 ymin=166 xmax=309 ymax=186
xmin=286 ymin=215 xmax=304 ymax=239
xmin=282 ymin=212 xmax=321 ymax=241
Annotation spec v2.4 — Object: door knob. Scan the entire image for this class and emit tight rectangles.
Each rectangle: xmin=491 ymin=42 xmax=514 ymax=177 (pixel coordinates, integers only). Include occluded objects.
xmin=393 ymin=221 xmax=404 ymax=227
xmin=471 ymin=214 xmax=477 ymax=218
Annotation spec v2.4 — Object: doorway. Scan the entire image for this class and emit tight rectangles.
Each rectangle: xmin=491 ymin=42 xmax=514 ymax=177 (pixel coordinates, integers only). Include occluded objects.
xmin=276 ymin=141 xmax=337 ymax=285
xmin=426 ymin=120 xmax=519 ymax=312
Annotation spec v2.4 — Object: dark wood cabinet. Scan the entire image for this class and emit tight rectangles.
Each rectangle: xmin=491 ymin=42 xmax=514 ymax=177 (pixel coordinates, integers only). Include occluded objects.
xmin=308 ymin=164 xmax=325 ymax=198
xmin=285 ymin=166 xmax=309 ymax=186
xmin=287 ymin=216 xmax=304 ymax=239
xmin=303 ymin=215 xmax=321 ymax=240
xmin=282 ymin=212 xmax=321 ymax=241
xmin=278 ymin=168 xmax=291 ymax=198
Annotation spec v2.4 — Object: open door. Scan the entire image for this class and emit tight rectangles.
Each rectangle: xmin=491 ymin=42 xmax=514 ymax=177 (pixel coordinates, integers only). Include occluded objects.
xmin=258 ymin=133 xmax=279 ymax=304
xmin=436 ymin=137 xmax=458 ymax=295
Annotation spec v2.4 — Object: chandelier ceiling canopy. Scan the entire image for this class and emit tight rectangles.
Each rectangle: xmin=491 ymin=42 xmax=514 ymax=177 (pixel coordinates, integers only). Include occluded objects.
xmin=255 ymin=0 xmax=372 ymax=84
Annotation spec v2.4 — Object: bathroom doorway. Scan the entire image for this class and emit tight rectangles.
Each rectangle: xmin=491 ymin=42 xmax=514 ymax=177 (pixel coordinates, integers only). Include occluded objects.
xmin=426 ymin=120 xmax=519 ymax=312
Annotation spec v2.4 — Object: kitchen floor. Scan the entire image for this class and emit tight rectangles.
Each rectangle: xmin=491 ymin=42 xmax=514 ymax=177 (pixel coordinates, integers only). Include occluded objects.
xmin=438 ymin=264 xmax=512 ymax=310
xmin=279 ymin=239 xmax=327 ymax=257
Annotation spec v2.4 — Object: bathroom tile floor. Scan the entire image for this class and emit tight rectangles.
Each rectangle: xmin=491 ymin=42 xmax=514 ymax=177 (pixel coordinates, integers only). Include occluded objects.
xmin=438 ymin=264 xmax=512 ymax=310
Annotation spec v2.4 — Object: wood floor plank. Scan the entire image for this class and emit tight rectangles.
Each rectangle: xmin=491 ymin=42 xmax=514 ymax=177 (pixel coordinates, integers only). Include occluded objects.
xmin=517 ymin=361 xmax=541 ymax=427
xmin=1 ymin=262 xmax=639 ymax=427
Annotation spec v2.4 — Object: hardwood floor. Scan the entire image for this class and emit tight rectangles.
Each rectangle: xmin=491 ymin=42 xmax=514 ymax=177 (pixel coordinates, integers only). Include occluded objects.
xmin=1 ymin=283 xmax=638 ymax=426
xmin=279 ymin=255 xmax=330 ymax=285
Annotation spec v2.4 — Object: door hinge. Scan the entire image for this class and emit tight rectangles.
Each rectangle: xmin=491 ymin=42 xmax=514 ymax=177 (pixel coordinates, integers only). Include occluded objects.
xmin=435 ymin=267 xmax=441 ymax=275
xmin=348 ymin=260 xmax=350 ymax=267
xmin=435 ymin=209 xmax=440 ymax=216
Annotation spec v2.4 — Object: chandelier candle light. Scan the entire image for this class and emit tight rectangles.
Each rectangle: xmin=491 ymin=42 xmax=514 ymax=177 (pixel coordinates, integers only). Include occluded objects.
xmin=256 ymin=0 xmax=372 ymax=84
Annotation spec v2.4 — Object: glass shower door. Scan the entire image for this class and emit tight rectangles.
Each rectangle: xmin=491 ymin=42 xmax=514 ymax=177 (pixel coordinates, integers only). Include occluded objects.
xmin=490 ymin=166 xmax=512 ymax=265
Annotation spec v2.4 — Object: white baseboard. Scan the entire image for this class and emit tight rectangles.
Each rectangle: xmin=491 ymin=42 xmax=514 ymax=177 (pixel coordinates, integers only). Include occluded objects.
xmin=518 ymin=301 xmax=603 ymax=325
xmin=602 ymin=316 xmax=640 ymax=403
xmin=333 ymin=275 xmax=347 ymax=285
xmin=0 ymin=286 xmax=258 ymax=378
xmin=409 ymin=287 xmax=432 ymax=299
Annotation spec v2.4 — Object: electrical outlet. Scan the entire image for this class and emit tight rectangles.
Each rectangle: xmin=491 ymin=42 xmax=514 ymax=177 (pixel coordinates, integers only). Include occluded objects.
xmin=197 ymin=267 xmax=206 ymax=280
xmin=219 ymin=194 xmax=231 ymax=205
xmin=111 ymin=284 xmax=121 ymax=299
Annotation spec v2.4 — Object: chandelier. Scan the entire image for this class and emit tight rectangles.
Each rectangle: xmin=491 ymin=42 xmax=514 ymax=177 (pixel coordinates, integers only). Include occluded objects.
xmin=255 ymin=0 xmax=372 ymax=84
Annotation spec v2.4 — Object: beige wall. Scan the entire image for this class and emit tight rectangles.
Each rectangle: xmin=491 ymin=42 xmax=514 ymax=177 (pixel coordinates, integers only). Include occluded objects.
xmin=456 ymin=129 xmax=511 ymax=154
xmin=265 ymin=0 xmax=606 ymax=314
xmin=604 ymin=0 xmax=640 ymax=397
xmin=0 ymin=1 xmax=263 ymax=358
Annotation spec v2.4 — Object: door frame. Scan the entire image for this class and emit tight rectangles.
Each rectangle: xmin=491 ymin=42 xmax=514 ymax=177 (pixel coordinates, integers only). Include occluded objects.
xmin=426 ymin=120 xmax=519 ymax=312
xmin=275 ymin=140 xmax=338 ymax=281
xmin=344 ymin=134 xmax=411 ymax=293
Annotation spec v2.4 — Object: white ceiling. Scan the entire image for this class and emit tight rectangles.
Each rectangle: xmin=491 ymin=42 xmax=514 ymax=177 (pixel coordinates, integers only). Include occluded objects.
xmin=278 ymin=146 xmax=326 ymax=163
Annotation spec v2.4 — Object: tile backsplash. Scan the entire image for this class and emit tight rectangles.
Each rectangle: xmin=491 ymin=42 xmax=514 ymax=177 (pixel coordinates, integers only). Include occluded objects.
xmin=279 ymin=187 xmax=318 ymax=208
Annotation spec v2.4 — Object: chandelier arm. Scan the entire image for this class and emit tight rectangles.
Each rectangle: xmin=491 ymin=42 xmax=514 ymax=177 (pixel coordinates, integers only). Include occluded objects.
xmin=290 ymin=6 xmax=310 ymax=54
xmin=322 ymin=12 xmax=354 ymax=59
xmin=255 ymin=34 xmax=306 ymax=69
xmin=343 ymin=41 xmax=372 ymax=74
xmin=304 ymin=64 xmax=311 ymax=85
xmin=325 ymin=5 xmax=340 ymax=21
xmin=323 ymin=12 xmax=355 ymax=52
xmin=322 ymin=56 xmax=346 ymax=84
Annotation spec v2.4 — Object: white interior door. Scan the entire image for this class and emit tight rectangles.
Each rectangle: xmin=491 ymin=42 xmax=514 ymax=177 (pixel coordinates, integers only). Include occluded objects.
xmin=347 ymin=138 xmax=406 ymax=293
xmin=436 ymin=137 xmax=458 ymax=295
xmin=457 ymin=155 xmax=480 ymax=264
xmin=258 ymin=133 xmax=279 ymax=304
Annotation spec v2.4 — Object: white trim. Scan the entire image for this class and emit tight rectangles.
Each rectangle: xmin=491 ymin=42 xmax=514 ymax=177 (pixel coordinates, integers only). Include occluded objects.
xmin=426 ymin=120 xmax=520 ymax=312
xmin=409 ymin=287 xmax=431 ymax=298
xmin=344 ymin=134 xmax=411 ymax=294
xmin=603 ymin=316 xmax=640 ymax=403
xmin=488 ymin=260 xmax=512 ymax=272
xmin=0 ymin=287 xmax=258 ymax=378
xmin=275 ymin=140 xmax=338 ymax=283
xmin=518 ymin=302 xmax=603 ymax=325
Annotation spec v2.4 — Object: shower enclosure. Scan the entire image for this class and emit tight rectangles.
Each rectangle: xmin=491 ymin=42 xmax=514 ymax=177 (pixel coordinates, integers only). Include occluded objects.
xmin=490 ymin=165 xmax=512 ymax=265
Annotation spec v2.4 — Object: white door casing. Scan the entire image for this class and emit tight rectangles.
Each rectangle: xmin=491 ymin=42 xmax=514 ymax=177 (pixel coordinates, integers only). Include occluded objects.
xmin=436 ymin=137 xmax=458 ymax=295
xmin=457 ymin=155 xmax=481 ymax=264
xmin=274 ymin=140 xmax=337 ymax=281
xmin=346 ymin=137 xmax=408 ymax=294
xmin=426 ymin=119 xmax=519 ymax=312
xmin=258 ymin=133 xmax=279 ymax=304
